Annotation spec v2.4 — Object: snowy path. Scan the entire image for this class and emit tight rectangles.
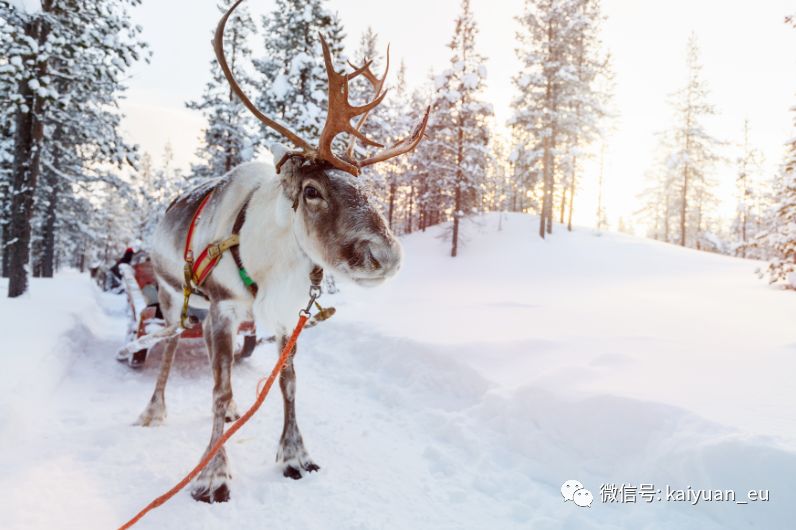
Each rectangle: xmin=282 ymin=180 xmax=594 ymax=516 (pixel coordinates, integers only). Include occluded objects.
xmin=1 ymin=214 xmax=795 ymax=529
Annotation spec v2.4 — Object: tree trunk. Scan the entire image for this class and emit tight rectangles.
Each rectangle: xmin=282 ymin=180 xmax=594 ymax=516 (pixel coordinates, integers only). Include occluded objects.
xmin=449 ymin=117 xmax=465 ymax=257
xmin=7 ymin=101 xmax=38 ymax=291
xmin=542 ymin=17 xmax=556 ymax=237
xmin=539 ymin=140 xmax=549 ymax=238
xmin=451 ymin=187 xmax=461 ymax=257
xmin=679 ymin=100 xmax=692 ymax=247
xmin=7 ymin=14 xmax=50 ymax=297
xmin=387 ymin=178 xmax=396 ymax=230
xmin=451 ymin=148 xmax=463 ymax=255
xmin=451 ymin=29 xmax=468 ymax=258
xmin=1 ymin=207 xmax=9 ymax=278
xmin=35 ymin=125 xmax=61 ymax=278
xmin=539 ymin=133 xmax=554 ymax=238
xmin=567 ymin=154 xmax=576 ymax=231
xmin=40 ymin=173 xmax=58 ymax=278
xmin=0 ymin=154 xmax=9 ymax=277
xmin=740 ymin=209 xmax=747 ymax=257
xmin=31 ymin=239 xmax=43 ymax=278
xmin=679 ymin=164 xmax=688 ymax=247
xmin=406 ymin=183 xmax=414 ymax=233
xmin=596 ymin=142 xmax=606 ymax=230
xmin=539 ymin=20 xmax=555 ymax=239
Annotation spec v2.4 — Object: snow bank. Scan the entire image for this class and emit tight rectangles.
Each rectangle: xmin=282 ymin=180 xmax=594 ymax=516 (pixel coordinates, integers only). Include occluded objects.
xmin=0 ymin=272 xmax=125 ymax=441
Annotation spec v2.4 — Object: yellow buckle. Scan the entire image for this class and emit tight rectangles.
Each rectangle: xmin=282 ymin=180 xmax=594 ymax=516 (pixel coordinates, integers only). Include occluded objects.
xmin=207 ymin=243 xmax=221 ymax=259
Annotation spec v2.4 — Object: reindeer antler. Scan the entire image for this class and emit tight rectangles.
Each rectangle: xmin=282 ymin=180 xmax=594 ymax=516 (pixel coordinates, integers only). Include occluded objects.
xmin=214 ymin=0 xmax=313 ymax=156
xmin=344 ymin=46 xmax=390 ymax=159
xmin=359 ymin=107 xmax=431 ymax=168
xmin=215 ymin=0 xmax=429 ymax=176
xmin=316 ymin=36 xmax=389 ymax=175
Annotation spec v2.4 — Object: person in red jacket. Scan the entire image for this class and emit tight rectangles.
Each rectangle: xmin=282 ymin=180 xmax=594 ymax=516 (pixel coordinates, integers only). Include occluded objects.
xmin=108 ymin=247 xmax=135 ymax=290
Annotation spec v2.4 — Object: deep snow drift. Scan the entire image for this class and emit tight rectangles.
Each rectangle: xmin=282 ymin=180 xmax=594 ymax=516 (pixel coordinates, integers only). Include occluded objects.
xmin=1 ymin=213 xmax=795 ymax=530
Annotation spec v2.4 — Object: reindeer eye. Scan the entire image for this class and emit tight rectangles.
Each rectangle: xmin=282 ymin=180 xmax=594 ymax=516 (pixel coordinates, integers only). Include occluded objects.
xmin=303 ymin=185 xmax=321 ymax=200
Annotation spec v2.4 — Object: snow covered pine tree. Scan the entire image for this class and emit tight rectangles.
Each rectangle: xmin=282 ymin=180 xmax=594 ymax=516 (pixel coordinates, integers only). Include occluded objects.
xmin=346 ymin=27 xmax=391 ymax=206
xmin=187 ymin=0 xmax=260 ymax=181
xmin=429 ymin=0 xmax=492 ymax=257
xmin=254 ymin=0 xmax=346 ymax=144
xmin=759 ymin=104 xmax=796 ymax=287
xmin=1 ymin=0 xmax=146 ymax=295
xmin=511 ymin=0 xmax=609 ymax=238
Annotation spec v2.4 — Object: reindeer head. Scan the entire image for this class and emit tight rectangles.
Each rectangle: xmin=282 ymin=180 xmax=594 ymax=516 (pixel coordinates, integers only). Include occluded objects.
xmin=273 ymin=149 xmax=402 ymax=286
xmin=216 ymin=0 xmax=428 ymax=286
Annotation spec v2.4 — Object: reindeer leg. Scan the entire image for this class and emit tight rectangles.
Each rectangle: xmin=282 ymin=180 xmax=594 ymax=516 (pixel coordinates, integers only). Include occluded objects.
xmin=135 ymin=288 xmax=180 ymax=427
xmin=134 ymin=336 xmax=179 ymax=426
xmin=276 ymin=335 xmax=319 ymax=479
xmin=191 ymin=302 xmax=238 ymax=503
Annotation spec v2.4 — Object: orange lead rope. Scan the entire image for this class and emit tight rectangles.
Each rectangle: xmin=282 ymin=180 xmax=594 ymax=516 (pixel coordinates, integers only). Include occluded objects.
xmin=117 ymin=306 xmax=313 ymax=530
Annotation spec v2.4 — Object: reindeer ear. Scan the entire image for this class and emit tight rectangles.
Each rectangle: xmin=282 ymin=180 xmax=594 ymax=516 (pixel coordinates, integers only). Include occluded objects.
xmin=269 ymin=142 xmax=291 ymax=164
xmin=271 ymin=142 xmax=302 ymax=205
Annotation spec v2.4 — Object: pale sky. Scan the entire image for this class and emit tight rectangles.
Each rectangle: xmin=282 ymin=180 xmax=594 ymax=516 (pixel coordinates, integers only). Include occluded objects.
xmin=120 ymin=0 xmax=796 ymax=231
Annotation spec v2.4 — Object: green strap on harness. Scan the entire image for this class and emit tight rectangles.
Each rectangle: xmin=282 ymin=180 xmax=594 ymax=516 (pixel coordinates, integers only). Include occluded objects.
xmin=239 ymin=267 xmax=255 ymax=287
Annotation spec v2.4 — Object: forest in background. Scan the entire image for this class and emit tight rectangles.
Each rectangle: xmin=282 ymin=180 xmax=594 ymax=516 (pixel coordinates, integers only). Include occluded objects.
xmin=1 ymin=0 xmax=795 ymax=298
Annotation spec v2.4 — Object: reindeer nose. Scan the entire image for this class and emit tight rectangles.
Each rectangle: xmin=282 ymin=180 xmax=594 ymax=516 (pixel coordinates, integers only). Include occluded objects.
xmin=365 ymin=247 xmax=382 ymax=270
xmin=367 ymin=236 xmax=402 ymax=277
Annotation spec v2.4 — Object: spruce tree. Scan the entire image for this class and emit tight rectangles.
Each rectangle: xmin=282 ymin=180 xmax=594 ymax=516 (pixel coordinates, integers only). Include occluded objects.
xmin=432 ymin=0 xmax=492 ymax=257
xmin=638 ymin=34 xmax=720 ymax=249
xmin=561 ymin=0 xmax=610 ymax=232
xmin=346 ymin=27 xmax=391 ymax=206
xmin=512 ymin=0 xmax=580 ymax=237
xmin=254 ymin=0 xmax=346 ymax=145
xmin=187 ymin=0 xmax=259 ymax=180
xmin=348 ymin=27 xmax=389 ymax=153
xmin=0 ymin=7 xmax=19 ymax=276
xmin=136 ymin=144 xmax=184 ymax=244
xmin=483 ymin=133 xmax=514 ymax=214
xmin=512 ymin=0 xmax=609 ymax=238
xmin=404 ymin=80 xmax=436 ymax=233
xmin=381 ymin=61 xmax=416 ymax=231
xmin=758 ymin=103 xmax=796 ymax=285
xmin=637 ymin=136 xmax=679 ymax=243
xmin=669 ymin=33 xmax=720 ymax=248
xmin=733 ymin=120 xmax=763 ymax=257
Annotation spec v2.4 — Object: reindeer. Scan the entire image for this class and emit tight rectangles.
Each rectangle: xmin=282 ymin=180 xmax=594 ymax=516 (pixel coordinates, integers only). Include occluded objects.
xmin=133 ymin=0 xmax=429 ymax=503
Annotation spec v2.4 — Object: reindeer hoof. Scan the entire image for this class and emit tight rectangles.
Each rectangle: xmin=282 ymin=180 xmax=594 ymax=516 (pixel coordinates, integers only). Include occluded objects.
xmin=283 ymin=465 xmax=303 ymax=480
xmin=224 ymin=399 xmax=241 ymax=423
xmin=134 ymin=404 xmax=166 ymax=427
xmin=191 ymin=482 xmax=230 ymax=503
xmin=282 ymin=460 xmax=320 ymax=480
xmin=303 ymin=461 xmax=320 ymax=473
xmin=134 ymin=415 xmax=164 ymax=427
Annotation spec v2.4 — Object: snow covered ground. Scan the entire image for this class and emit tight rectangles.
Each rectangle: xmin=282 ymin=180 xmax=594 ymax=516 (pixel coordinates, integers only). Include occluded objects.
xmin=1 ymin=213 xmax=795 ymax=529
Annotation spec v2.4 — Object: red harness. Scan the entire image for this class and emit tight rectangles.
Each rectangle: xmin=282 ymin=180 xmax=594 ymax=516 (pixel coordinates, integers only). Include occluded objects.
xmin=183 ymin=190 xmax=245 ymax=287
xmin=179 ymin=188 xmax=256 ymax=327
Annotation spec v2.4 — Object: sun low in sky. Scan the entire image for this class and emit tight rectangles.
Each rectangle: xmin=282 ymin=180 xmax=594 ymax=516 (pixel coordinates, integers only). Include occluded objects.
xmin=121 ymin=0 xmax=796 ymax=231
